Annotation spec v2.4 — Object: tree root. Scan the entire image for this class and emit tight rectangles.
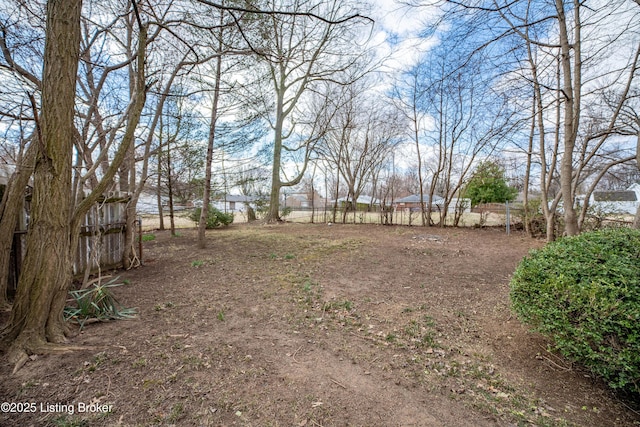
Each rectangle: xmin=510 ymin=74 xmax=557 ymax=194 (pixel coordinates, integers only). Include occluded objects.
xmin=9 ymin=341 xmax=96 ymax=374
xmin=12 ymin=351 xmax=29 ymax=374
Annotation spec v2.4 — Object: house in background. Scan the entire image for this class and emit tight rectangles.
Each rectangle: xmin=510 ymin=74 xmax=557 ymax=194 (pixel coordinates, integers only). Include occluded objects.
xmin=394 ymin=194 xmax=471 ymax=214
xmin=333 ymin=195 xmax=381 ymax=211
xmin=282 ymin=190 xmax=325 ymax=209
xmin=212 ymin=194 xmax=260 ymax=213
xmin=137 ymin=191 xmax=168 ymax=215
xmin=580 ymin=183 xmax=640 ymax=215
xmin=395 ymin=194 xmax=444 ymax=211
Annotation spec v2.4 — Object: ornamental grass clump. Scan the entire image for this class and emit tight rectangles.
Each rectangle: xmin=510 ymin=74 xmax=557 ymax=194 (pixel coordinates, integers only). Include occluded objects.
xmin=510 ymin=228 xmax=640 ymax=393
xmin=65 ymin=276 xmax=137 ymax=329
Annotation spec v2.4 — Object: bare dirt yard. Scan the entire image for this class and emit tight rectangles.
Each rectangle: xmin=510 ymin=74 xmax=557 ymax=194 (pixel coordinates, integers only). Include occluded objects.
xmin=1 ymin=223 xmax=639 ymax=426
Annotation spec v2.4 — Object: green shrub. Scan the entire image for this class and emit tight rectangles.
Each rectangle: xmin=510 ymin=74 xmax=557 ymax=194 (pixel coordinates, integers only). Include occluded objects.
xmin=280 ymin=206 xmax=292 ymax=218
xmin=510 ymin=228 xmax=640 ymax=393
xmin=189 ymin=205 xmax=233 ymax=228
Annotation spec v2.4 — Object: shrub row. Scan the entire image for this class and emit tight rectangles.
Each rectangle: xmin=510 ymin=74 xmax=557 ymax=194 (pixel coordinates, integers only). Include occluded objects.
xmin=510 ymin=228 xmax=640 ymax=393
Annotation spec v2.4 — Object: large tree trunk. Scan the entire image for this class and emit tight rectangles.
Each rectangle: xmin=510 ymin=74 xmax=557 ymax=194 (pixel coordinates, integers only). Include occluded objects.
xmin=266 ymin=89 xmax=285 ymax=223
xmin=2 ymin=0 xmax=82 ymax=364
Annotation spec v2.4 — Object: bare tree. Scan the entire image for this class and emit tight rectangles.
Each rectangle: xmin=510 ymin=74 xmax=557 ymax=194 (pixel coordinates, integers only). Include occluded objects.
xmin=393 ymin=66 xmax=429 ymax=226
xmin=241 ymin=0 xmax=370 ymax=222
xmin=318 ymin=80 xmax=404 ymax=223
xmin=424 ymin=0 xmax=640 ymax=237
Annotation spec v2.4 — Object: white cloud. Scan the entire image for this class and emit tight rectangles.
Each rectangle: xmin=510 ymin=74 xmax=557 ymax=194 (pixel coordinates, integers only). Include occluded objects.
xmin=367 ymin=0 xmax=442 ymax=73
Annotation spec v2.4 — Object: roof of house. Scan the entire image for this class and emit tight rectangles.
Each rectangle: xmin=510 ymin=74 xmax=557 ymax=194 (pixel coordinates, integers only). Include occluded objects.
xmin=215 ymin=194 xmax=259 ymax=203
xmin=593 ymin=191 xmax=637 ymax=202
xmin=334 ymin=195 xmax=380 ymax=204
xmin=395 ymin=194 xmax=444 ymax=204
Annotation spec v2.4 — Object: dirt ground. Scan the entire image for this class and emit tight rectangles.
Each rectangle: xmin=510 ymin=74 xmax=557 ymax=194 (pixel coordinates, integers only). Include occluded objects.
xmin=1 ymin=223 xmax=639 ymax=426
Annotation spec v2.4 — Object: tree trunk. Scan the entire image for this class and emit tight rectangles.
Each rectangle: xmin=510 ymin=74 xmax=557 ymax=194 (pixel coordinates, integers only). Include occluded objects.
xmin=0 ymin=142 xmax=36 ymax=308
xmin=119 ymin=25 xmax=148 ymax=270
xmin=634 ymin=129 xmax=640 ymax=229
xmin=2 ymin=0 xmax=82 ymax=364
xmin=266 ymin=88 xmax=285 ymax=222
xmin=198 ymin=11 xmax=224 ymax=248
xmin=157 ymin=157 xmax=165 ymax=230
xmin=556 ymin=0 xmax=580 ymax=236
xmin=166 ymin=141 xmax=176 ymax=236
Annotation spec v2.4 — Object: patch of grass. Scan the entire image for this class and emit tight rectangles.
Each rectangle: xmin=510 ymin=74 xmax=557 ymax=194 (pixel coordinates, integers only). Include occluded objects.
xmin=191 ymin=260 xmax=204 ymax=267
xmin=183 ymin=355 xmax=205 ymax=370
xmin=217 ymin=310 xmax=225 ymax=321
xmin=302 ymin=280 xmax=315 ymax=293
xmin=323 ymin=299 xmax=353 ymax=311
xmin=403 ymin=320 xmax=420 ymax=337
xmin=298 ymin=279 xmax=323 ymax=307
xmin=422 ymin=314 xmax=436 ymax=327
xmin=154 ymin=302 xmax=174 ymax=311
xmin=86 ymin=352 xmax=108 ymax=372
xmin=51 ymin=416 xmax=88 ymax=427
xmin=284 ymin=253 xmax=296 ymax=260
xmin=132 ymin=358 xmax=147 ymax=368
xmin=168 ymin=402 xmax=184 ymax=423
xmin=141 ymin=233 xmax=156 ymax=242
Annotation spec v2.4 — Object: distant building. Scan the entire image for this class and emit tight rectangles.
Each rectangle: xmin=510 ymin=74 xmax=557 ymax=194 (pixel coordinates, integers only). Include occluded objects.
xmin=578 ymin=183 xmax=640 ymax=215
xmin=212 ymin=194 xmax=260 ymax=213
xmin=333 ymin=195 xmax=381 ymax=211
xmin=283 ymin=191 xmax=325 ymax=209
xmin=394 ymin=194 xmax=471 ymax=213
xmin=395 ymin=194 xmax=444 ymax=211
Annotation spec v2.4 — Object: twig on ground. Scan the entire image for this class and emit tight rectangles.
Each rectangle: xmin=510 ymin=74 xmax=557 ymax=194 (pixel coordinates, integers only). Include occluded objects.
xmin=537 ymin=345 xmax=572 ymax=371
xmin=292 ymin=345 xmax=302 ymax=363
xmin=330 ymin=377 xmax=347 ymax=389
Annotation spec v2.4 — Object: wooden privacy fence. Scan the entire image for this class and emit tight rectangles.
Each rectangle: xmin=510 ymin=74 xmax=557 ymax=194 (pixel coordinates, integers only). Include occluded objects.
xmin=75 ymin=193 xmax=131 ymax=276
xmin=10 ymin=193 xmax=132 ymax=295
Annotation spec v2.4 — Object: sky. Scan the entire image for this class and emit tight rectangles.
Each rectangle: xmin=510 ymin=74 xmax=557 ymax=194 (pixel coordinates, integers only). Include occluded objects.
xmin=367 ymin=0 xmax=441 ymax=74
xmin=351 ymin=1 xmax=443 ymax=176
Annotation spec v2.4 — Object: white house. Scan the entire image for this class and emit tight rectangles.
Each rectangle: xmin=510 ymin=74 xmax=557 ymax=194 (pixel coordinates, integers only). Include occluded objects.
xmin=580 ymin=183 xmax=640 ymax=215
xmin=212 ymin=194 xmax=259 ymax=213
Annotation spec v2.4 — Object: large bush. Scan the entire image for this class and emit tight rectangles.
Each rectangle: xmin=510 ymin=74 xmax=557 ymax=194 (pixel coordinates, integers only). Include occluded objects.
xmin=510 ymin=228 xmax=640 ymax=393
xmin=189 ymin=206 xmax=233 ymax=228
xmin=463 ymin=160 xmax=517 ymax=207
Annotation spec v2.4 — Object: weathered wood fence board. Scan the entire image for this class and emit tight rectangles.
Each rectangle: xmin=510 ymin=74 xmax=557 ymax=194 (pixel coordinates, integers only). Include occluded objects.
xmin=74 ymin=194 xmax=130 ymax=276
xmin=10 ymin=193 xmax=131 ymax=294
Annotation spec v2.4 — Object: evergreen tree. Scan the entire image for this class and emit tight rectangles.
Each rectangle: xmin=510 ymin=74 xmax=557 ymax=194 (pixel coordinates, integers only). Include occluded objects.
xmin=464 ymin=160 xmax=517 ymax=207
